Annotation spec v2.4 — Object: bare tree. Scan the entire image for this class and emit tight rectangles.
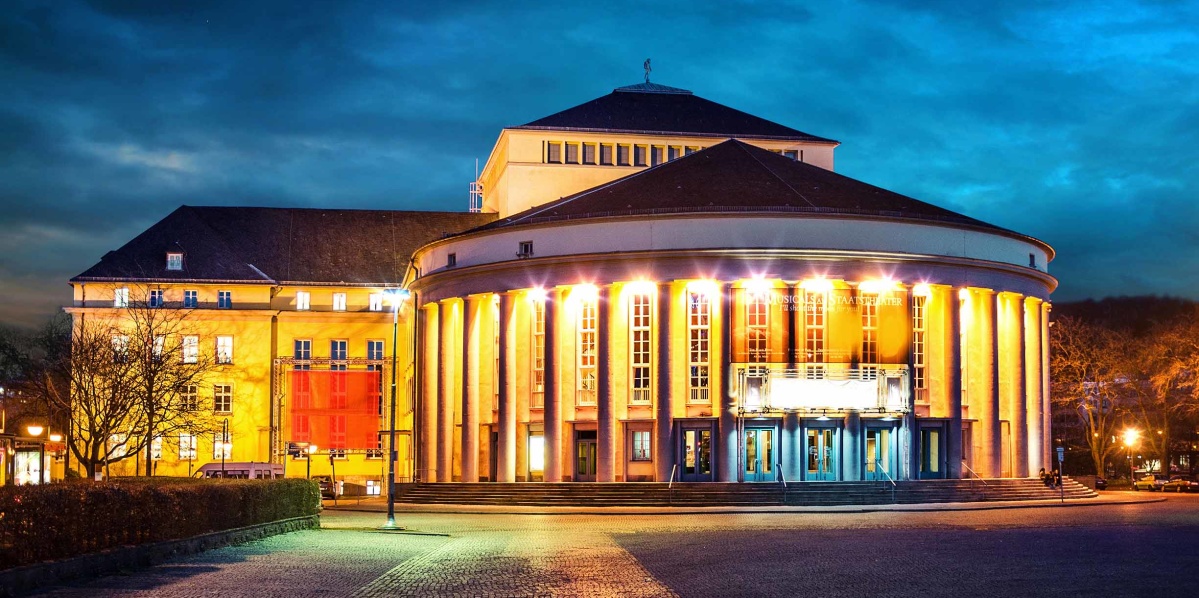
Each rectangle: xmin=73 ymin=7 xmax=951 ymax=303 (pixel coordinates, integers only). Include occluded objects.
xmin=1050 ymin=316 xmax=1131 ymax=476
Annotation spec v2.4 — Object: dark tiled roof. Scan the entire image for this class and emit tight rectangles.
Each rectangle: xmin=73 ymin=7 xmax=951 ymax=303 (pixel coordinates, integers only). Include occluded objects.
xmin=515 ymin=84 xmax=836 ymax=143
xmin=73 ymin=207 xmax=496 ymax=285
xmin=476 ymin=140 xmax=1005 ymax=233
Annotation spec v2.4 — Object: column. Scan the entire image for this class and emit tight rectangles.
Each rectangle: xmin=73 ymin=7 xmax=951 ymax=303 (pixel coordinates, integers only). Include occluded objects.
xmin=436 ymin=300 xmax=456 ymax=482
xmin=597 ymin=285 xmax=615 ymax=482
xmin=1025 ymin=298 xmax=1043 ymax=473
xmin=975 ymin=290 xmax=1002 ymax=478
xmin=786 ymin=282 xmax=798 ymax=366
xmin=947 ymin=288 xmax=963 ymax=479
xmin=655 ymin=281 xmax=675 ymax=482
xmin=782 ymin=411 xmax=801 ymax=482
xmin=1012 ymin=294 xmax=1029 ymax=478
xmin=543 ymin=290 xmax=561 ymax=482
xmin=419 ymin=303 xmax=438 ymax=482
xmin=1041 ymin=301 xmax=1052 ymax=472
xmin=497 ymin=292 xmax=516 ymax=482
xmin=844 ymin=411 xmax=862 ymax=481
xmin=460 ymin=295 xmax=481 ymax=482
xmin=718 ymin=282 xmax=738 ymax=482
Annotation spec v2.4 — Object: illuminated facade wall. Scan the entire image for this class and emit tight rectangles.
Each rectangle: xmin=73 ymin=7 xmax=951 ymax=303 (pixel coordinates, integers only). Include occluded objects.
xmin=410 ymin=218 xmax=1054 ymax=483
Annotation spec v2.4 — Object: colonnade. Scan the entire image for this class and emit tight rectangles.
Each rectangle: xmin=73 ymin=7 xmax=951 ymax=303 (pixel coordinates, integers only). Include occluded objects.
xmin=411 ymin=280 xmax=1051 ymax=483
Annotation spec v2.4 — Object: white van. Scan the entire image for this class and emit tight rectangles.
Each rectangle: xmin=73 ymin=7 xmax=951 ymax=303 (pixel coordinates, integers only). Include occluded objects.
xmin=195 ymin=462 xmax=285 ymax=480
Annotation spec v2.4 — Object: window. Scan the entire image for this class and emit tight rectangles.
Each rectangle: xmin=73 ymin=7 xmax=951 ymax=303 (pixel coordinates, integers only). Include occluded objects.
xmin=329 ymin=415 xmax=347 ymax=459
xmin=294 ymin=339 xmax=312 ymax=369
xmin=166 ymin=252 xmax=183 ymax=271
xmin=447 ymin=253 xmax=457 ymax=267
xmin=616 ymin=145 xmax=630 ymax=166
xmin=369 ymin=293 xmax=383 ymax=312
xmin=114 ymin=287 xmax=129 ymax=308
xmin=668 ymin=146 xmax=681 ymax=161
xmin=367 ymin=340 xmax=384 ymax=416
xmin=332 ymin=292 xmax=347 ymax=311
xmin=179 ymin=433 xmax=197 ymax=460
xmin=213 ymin=432 xmax=232 ymax=459
xmin=330 ymin=340 xmax=348 ymax=370
xmin=599 ymin=143 xmax=613 ymax=166
xmin=688 ymin=291 xmax=711 ymax=404
xmin=630 ymin=291 xmax=652 ymax=404
xmin=783 ymin=150 xmax=799 ymax=160
xmin=216 ymin=335 xmax=233 ymax=364
xmin=546 ymin=141 xmax=562 ymax=163
xmin=582 ymin=143 xmax=596 ymax=165
xmin=296 ymin=291 xmax=310 ymax=311
xmin=149 ymin=289 xmax=164 ymax=308
xmin=685 ymin=146 xmax=699 ymax=156
xmin=184 ymin=290 xmax=197 ymax=308
xmin=182 ymin=335 xmax=198 ymax=364
xmin=532 ymin=298 xmax=546 ymax=409
xmin=861 ymin=291 xmax=879 ymax=373
xmin=651 ymin=146 xmax=664 ymax=166
xmin=213 ymin=384 xmax=232 ymax=413
xmin=634 ymin=145 xmax=648 ymax=167
xmin=632 ymin=430 xmax=651 ymax=461
xmin=217 ymin=290 xmax=232 ymax=309
xmin=577 ymin=295 xmax=597 ymax=405
xmin=112 ymin=335 xmax=129 ymax=362
xmin=151 ymin=436 xmax=163 ymax=461
xmin=747 ymin=290 xmax=769 ymax=364
xmin=565 ymin=143 xmax=579 ymax=164
xmin=805 ymin=290 xmax=826 ymax=375
xmin=518 ymin=240 xmax=533 ymax=257
xmin=1029 ymin=253 xmax=1037 ymax=268
xmin=913 ymin=295 xmax=928 ymax=395
xmin=181 ymin=385 xmax=198 ymax=411
xmin=152 ymin=335 xmax=165 ymax=361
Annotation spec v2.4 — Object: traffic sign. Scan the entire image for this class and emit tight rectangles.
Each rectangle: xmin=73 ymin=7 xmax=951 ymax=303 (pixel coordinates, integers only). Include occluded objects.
xmin=1056 ymin=447 xmax=1065 ymax=463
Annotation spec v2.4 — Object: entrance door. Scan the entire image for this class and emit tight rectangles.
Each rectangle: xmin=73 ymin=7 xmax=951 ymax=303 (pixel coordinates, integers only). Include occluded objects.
xmin=489 ymin=431 xmax=499 ymax=482
xmin=920 ymin=427 xmax=943 ymax=479
xmin=575 ymin=430 xmax=597 ymax=482
xmin=806 ymin=428 xmax=837 ymax=481
xmin=680 ymin=427 xmax=713 ymax=482
xmin=744 ymin=428 xmax=775 ymax=482
xmin=864 ymin=427 xmax=895 ymax=481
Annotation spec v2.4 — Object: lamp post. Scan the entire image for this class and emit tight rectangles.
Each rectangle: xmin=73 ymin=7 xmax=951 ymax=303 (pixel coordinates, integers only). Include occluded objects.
xmin=306 ymin=443 xmax=317 ymax=479
xmin=26 ymin=424 xmax=46 ymax=484
xmin=1124 ymin=428 xmax=1140 ymax=487
xmin=381 ymin=288 xmax=410 ymax=530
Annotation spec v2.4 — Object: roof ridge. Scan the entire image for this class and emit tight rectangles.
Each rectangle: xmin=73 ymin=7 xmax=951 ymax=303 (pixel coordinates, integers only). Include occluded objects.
xmin=734 ymin=141 xmax=816 ymax=208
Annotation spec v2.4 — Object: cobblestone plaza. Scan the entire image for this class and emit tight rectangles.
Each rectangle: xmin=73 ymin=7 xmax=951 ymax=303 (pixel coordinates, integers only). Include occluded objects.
xmin=29 ymin=495 xmax=1199 ymax=597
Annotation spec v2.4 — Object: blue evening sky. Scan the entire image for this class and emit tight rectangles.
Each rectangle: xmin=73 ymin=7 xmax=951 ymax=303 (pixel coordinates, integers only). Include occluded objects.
xmin=1 ymin=0 xmax=1197 ymax=326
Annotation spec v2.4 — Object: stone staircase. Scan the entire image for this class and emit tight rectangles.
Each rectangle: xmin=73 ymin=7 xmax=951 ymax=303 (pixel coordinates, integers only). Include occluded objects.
xmin=395 ymin=477 xmax=1096 ymax=507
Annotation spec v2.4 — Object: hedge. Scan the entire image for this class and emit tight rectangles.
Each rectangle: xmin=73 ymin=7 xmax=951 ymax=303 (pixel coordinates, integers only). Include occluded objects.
xmin=0 ymin=478 xmax=320 ymax=569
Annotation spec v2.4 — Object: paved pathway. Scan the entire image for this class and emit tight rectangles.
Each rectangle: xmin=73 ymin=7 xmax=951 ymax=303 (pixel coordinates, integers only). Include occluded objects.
xmin=30 ymin=493 xmax=1199 ymax=597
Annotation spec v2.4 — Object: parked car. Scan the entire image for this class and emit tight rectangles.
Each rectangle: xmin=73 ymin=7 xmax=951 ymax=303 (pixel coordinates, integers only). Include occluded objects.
xmin=313 ymin=474 xmax=339 ymax=499
xmin=1162 ymin=474 xmax=1199 ymax=493
xmin=1094 ymin=477 xmax=1107 ymax=491
xmin=1133 ymin=473 xmax=1167 ymax=491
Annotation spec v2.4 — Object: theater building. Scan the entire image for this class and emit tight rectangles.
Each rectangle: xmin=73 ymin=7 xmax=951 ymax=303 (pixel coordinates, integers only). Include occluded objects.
xmin=69 ymin=81 xmax=1054 ymax=487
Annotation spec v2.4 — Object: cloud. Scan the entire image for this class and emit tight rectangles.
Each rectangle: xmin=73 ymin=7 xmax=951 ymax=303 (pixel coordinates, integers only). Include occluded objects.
xmin=0 ymin=0 xmax=1197 ymax=325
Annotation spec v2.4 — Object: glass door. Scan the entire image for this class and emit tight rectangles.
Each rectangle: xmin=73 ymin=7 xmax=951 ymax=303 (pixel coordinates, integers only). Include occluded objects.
xmin=864 ymin=427 xmax=895 ymax=481
xmin=920 ymin=427 xmax=943 ymax=479
xmin=806 ymin=428 xmax=837 ymax=481
xmin=680 ymin=427 xmax=713 ymax=482
xmin=744 ymin=428 xmax=774 ymax=482
xmin=575 ymin=430 xmax=597 ymax=482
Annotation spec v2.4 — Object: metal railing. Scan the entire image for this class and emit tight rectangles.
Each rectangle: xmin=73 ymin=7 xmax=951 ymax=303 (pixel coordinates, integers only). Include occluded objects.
xmin=777 ymin=462 xmax=788 ymax=506
xmin=668 ymin=464 xmax=678 ymax=506
xmin=875 ymin=460 xmax=897 ymax=503
xmin=961 ymin=462 xmax=991 ymax=491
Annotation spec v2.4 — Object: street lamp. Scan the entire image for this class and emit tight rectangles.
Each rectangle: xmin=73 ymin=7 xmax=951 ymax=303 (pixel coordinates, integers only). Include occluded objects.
xmin=26 ymin=424 xmax=46 ymax=484
xmin=306 ymin=443 xmax=318 ymax=479
xmin=381 ymin=288 xmax=410 ymax=531
xmin=1124 ymin=428 xmax=1140 ymax=486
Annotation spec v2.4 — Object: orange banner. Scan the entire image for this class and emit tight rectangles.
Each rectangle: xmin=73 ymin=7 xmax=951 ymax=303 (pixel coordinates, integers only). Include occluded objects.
xmin=288 ymin=370 xmax=382 ymax=450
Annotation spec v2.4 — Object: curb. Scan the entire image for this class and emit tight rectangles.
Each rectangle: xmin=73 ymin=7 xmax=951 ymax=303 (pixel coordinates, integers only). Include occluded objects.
xmin=323 ymin=495 xmax=1165 ymax=516
xmin=0 ymin=515 xmax=319 ymax=597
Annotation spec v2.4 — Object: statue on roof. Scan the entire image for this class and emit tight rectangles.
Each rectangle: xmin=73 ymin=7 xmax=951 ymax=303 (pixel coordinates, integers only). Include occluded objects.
xmin=644 ymin=58 xmax=651 ymax=83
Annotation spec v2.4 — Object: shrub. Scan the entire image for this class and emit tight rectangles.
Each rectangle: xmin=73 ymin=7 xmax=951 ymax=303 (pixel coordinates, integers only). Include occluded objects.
xmin=0 ymin=478 xmax=319 ymax=569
